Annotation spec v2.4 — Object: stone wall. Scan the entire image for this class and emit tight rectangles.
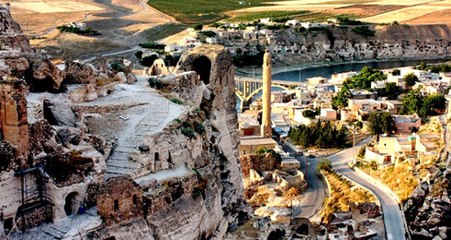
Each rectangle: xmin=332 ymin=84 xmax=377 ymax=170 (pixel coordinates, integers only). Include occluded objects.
xmin=0 ymin=80 xmax=29 ymax=161
xmin=97 ymin=176 xmax=143 ymax=226
xmin=240 ymin=154 xmax=281 ymax=178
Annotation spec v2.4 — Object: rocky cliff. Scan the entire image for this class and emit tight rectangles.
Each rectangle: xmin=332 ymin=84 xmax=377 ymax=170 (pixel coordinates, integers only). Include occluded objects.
xmin=0 ymin=4 xmax=64 ymax=91
xmin=72 ymin=45 xmax=246 ymax=240
xmin=274 ymin=24 xmax=450 ymax=64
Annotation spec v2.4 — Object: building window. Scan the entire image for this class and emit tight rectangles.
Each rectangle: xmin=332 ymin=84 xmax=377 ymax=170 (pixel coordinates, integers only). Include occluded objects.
xmin=114 ymin=199 xmax=119 ymax=211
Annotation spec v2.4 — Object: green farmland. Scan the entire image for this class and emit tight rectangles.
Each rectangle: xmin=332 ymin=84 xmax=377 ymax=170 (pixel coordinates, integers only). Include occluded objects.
xmin=147 ymin=0 xmax=283 ymax=24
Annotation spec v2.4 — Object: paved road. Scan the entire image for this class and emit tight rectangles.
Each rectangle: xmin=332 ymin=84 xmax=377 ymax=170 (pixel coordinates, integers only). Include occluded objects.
xmin=283 ymin=143 xmax=326 ymax=219
xmin=328 ymin=139 xmax=406 ymax=240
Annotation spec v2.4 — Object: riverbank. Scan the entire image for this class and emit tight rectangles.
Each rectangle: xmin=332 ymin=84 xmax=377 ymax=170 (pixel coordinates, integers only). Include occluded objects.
xmin=235 ymin=56 xmax=451 ymax=78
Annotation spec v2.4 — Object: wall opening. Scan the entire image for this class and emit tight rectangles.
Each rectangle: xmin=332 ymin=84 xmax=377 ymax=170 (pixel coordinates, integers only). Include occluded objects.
xmin=133 ymin=194 xmax=138 ymax=206
xmin=103 ymin=237 xmax=117 ymax=240
xmin=114 ymin=199 xmax=119 ymax=211
xmin=295 ymin=224 xmax=309 ymax=235
xmin=64 ymin=192 xmax=80 ymax=216
xmin=191 ymin=56 xmax=211 ymax=85
xmin=4 ymin=217 xmax=13 ymax=234
xmin=154 ymin=152 xmax=159 ymax=162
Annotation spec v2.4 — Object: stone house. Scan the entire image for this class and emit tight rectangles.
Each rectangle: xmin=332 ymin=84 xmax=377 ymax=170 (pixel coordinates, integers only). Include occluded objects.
xmin=365 ymin=135 xmax=416 ymax=165
xmin=392 ymin=114 xmax=421 ymax=134
xmin=239 ymin=137 xmax=277 ymax=156
xmin=97 ymin=176 xmax=143 ymax=226
xmin=320 ymin=108 xmax=337 ymax=121
xmin=384 ymin=100 xmax=403 ymax=114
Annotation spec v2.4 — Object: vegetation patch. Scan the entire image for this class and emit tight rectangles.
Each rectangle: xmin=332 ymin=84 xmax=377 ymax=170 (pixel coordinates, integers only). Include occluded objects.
xmin=169 ymin=98 xmax=183 ymax=105
xmin=144 ymin=23 xmax=187 ymax=42
xmin=289 ymin=121 xmax=348 ymax=148
xmin=229 ymin=10 xmax=309 ymax=22
xmin=352 ymin=26 xmax=375 ymax=37
xmin=332 ymin=66 xmax=386 ymax=109
xmin=321 ymin=168 xmax=376 ymax=223
xmin=147 ymin=0 xmax=286 ymax=24
xmin=356 ymin=162 xmax=418 ymax=202
xmin=57 ymin=25 xmax=100 ymax=36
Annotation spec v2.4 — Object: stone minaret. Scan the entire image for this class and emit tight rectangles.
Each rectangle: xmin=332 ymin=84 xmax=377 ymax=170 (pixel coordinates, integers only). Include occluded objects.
xmin=261 ymin=50 xmax=272 ymax=138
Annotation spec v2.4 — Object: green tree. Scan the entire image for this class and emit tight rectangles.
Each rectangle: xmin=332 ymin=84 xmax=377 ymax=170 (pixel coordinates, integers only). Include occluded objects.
xmin=368 ymin=112 xmax=396 ymax=136
xmin=377 ymin=82 xmax=402 ymax=100
xmin=404 ymin=73 xmax=419 ymax=88
xmin=401 ymin=89 xmax=423 ymax=115
xmin=141 ymin=54 xmax=158 ymax=67
xmin=302 ymin=109 xmax=317 ymax=119
xmin=193 ymin=24 xmax=203 ymax=31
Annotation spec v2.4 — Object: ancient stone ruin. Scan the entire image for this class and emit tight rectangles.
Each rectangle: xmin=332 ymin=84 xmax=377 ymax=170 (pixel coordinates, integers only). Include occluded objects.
xmin=0 ymin=4 xmax=245 ymax=239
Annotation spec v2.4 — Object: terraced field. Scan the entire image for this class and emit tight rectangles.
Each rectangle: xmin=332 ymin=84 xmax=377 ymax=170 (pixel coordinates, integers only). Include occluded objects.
xmin=149 ymin=0 xmax=450 ymax=25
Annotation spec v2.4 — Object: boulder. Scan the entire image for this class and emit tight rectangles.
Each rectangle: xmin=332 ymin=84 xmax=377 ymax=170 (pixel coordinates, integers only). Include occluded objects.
xmin=65 ymin=61 xmax=97 ymax=84
xmin=126 ymin=73 xmax=137 ymax=83
xmin=114 ymin=72 xmax=127 ymax=83
xmin=43 ymin=99 xmax=77 ymax=127
xmin=28 ymin=57 xmax=65 ymax=92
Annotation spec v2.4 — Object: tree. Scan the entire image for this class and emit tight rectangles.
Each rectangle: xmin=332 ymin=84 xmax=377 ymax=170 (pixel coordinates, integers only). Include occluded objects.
xmin=401 ymin=89 xmax=423 ymax=115
xmin=302 ymin=109 xmax=317 ymax=119
xmin=368 ymin=112 xmax=396 ymax=136
xmin=193 ymin=24 xmax=203 ymax=31
xmin=135 ymin=50 xmax=143 ymax=59
xmin=404 ymin=73 xmax=419 ymax=88
xmin=141 ymin=54 xmax=158 ymax=67
xmin=377 ymin=82 xmax=402 ymax=100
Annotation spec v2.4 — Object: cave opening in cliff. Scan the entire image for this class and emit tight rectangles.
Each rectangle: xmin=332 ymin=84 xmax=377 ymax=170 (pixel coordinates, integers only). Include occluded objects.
xmin=192 ymin=56 xmax=211 ymax=85
xmin=64 ymin=192 xmax=80 ymax=216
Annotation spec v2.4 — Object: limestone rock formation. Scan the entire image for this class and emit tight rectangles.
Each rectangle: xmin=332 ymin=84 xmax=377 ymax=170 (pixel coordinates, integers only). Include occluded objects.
xmin=404 ymin=176 xmax=451 ymax=239
xmin=76 ymin=45 xmax=244 ymax=240
xmin=274 ymin=25 xmax=450 ymax=64
xmin=0 ymin=4 xmax=65 ymax=92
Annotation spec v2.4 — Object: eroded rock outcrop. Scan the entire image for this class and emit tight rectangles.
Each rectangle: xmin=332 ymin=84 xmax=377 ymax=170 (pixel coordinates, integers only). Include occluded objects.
xmin=0 ymin=4 xmax=65 ymax=92
xmin=274 ymin=24 xmax=450 ymax=64
xmin=78 ymin=45 xmax=244 ymax=240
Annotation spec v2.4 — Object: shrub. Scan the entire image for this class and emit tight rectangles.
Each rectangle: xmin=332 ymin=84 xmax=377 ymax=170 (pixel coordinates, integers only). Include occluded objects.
xmin=57 ymin=25 xmax=100 ymax=36
xmin=135 ymin=51 xmax=143 ymax=59
xmin=317 ymin=159 xmax=332 ymax=173
xmin=194 ymin=122 xmax=205 ymax=134
xmin=392 ymin=69 xmax=401 ymax=76
xmin=148 ymin=78 xmax=165 ymax=89
xmin=352 ymin=26 xmax=375 ymax=37
xmin=170 ymin=98 xmax=183 ymax=105
xmin=181 ymin=127 xmax=195 ymax=138
xmin=139 ymin=42 xmax=166 ymax=49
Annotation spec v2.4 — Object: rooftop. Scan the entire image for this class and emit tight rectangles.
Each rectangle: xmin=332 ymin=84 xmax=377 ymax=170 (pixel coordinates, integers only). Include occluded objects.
xmin=240 ymin=137 xmax=277 ymax=146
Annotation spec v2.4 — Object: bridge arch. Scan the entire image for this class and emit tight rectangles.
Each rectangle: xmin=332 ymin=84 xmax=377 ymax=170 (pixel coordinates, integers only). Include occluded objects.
xmin=243 ymin=84 xmax=290 ymax=102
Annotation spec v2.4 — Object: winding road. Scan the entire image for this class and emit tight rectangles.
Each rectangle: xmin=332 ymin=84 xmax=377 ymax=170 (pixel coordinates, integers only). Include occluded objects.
xmin=285 ymin=138 xmax=407 ymax=239
xmin=283 ymin=144 xmax=326 ymax=219
xmin=329 ymin=139 xmax=407 ymax=240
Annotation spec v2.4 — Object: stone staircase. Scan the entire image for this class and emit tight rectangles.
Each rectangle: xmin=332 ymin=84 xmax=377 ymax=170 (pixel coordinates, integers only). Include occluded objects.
xmin=105 ymin=99 xmax=170 ymax=178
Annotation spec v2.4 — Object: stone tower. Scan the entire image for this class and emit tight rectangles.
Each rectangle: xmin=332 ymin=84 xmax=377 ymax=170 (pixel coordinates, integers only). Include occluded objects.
xmin=261 ymin=50 xmax=272 ymax=138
